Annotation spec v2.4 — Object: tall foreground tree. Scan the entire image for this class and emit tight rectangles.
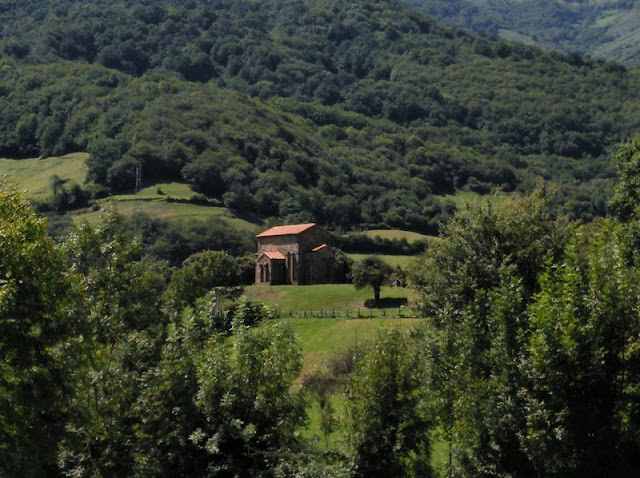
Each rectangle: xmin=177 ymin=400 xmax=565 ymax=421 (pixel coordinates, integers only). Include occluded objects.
xmin=0 ymin=181 xmax=79 ymax=476
xmin=522 ymin=224 xmax=640 ymax=475
xmin=412 ymin=184 xmax=640 ymax=476
xmin=134 ymin=310 xmax=305 ymax=477
xmin=411 ymin=190 xmax=568 ymax=476
xmin=347 ymin=328 xmax=432 ymax=478
xmin=612 ymin=134 xmax=640 ymax=252
xmin=59 ymin=211 xmax=171 ymax=476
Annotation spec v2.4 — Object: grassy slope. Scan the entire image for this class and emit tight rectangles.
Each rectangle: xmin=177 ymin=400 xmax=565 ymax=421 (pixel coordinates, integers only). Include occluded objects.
xmin=70 ymin=198 xmax=261 ymax=233
xmin=361 ymin=229 xmax=433 ymax=243
xmin=289 ymin=317 xmax=421 ymax=357
xmin=592 ymin=8 xmax=640 ymax=64
xmin=0 ymin=153 xmax=88 ymax=199
xmin=0 ymin=154 xmax=262 ymax=232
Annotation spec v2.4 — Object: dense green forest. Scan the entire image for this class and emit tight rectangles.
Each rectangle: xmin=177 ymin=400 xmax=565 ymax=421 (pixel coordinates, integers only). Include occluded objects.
xmin=406 ymin=0 xmax=640 ymax=66
xmin=1 ymin=0 xmax=640 ymax=234
xmin=4 ymin=135 xmax=640 ymax=476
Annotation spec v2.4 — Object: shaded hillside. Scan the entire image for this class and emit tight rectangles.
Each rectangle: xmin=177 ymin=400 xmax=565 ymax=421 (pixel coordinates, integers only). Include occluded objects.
xmin=1 ymin=0 xmax=640 ymax=231
xmin=406 ymin=0 xmax=640 ymax=66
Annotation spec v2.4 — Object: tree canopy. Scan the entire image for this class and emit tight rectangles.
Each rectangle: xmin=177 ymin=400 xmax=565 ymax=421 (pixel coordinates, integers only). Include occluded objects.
xmin=352 ymin=255 xmax=394 ymax=302
xmin=411 ymin=189 xmax=640 ymax=476
xmin=0 ymin=180 xmax=79 ymax=475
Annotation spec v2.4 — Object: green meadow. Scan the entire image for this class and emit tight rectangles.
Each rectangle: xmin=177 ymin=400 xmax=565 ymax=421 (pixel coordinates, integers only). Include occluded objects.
xmin=348 ymin=253 xmax=418 ymax=269
xmin=0 ymin=153 xmax=88 ymax=199
xmin=71 ymin=197 xmax=261 ymax=233
xmin=361 ymin=229 xmax=432 ymax=243
xmin=286 ymin=317 xmax=421 ymax=357
xmin=111 ymin=181 xmax=196 ymax=200
xmin=244 ymin=284 xmax=415 ymax=312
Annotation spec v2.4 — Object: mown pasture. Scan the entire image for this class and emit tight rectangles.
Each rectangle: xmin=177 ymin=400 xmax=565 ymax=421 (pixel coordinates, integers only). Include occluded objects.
xmin=244 ymin=284 xmax=415 ymax=312
xmin=348 ymin=253 xmax=418 ymax=269
xmin=0 ymin=153 xmax=88 ymax=199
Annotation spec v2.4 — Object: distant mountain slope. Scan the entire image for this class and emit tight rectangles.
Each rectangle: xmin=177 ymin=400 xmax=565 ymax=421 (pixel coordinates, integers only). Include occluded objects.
xmin=0 ymin=0 xmax=639 ymax=231
xmin=405 ymin=0 xmax=640 ymax=66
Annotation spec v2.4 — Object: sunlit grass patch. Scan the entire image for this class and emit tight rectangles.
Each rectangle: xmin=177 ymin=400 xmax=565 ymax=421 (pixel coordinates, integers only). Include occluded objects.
xmin=0 ymin=153 xmax=88 ymax=199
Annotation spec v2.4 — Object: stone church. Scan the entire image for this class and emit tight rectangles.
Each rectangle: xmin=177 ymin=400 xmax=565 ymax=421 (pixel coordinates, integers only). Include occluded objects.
xmin=255 ymin=223 xmax=335 ymax=285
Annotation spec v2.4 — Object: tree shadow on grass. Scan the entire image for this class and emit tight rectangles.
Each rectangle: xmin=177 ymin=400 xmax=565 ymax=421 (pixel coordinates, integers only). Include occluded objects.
xmin=364 ymin=297 xmax=408 ymax=308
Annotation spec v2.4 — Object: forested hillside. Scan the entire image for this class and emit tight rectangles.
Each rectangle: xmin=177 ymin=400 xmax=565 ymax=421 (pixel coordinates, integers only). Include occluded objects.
xmin=1 ymin=0 xmax=640 ymax=232
xmin=407 ymin=0 xmax=640 ymax=66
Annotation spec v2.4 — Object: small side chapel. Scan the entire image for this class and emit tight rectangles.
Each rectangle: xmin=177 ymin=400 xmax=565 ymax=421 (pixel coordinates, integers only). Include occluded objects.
xmin=255 ymin=223 xmax=335 ymax=285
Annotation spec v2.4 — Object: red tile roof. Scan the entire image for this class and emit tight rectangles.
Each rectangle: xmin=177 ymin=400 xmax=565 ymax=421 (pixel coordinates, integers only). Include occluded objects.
xmin=263 ymin=251 xmax=286 ymax=260
xmin=257 ymin=223 xmax=316 ymax=238
xmin=311 ymin=244 xmax=328 ymax=252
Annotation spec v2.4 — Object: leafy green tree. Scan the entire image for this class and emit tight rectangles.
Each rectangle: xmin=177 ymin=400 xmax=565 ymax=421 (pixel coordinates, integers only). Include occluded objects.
xmin=181 ymin=152 xmax=227 ymax=197
xmin=59 ymin=211 xmax=171 ymax=476
xmin=130 ymin=295 xmax=297 ymax=476
xmin=36 ymin=175 xmax=90 ymax=212
xmin=352 ymin=255 xmax=393 ymax=301
xmin=347 ymin=328 xmax=432 ymax=477
xmin=611 ymin=134 xmax=640 ymax=251
xmin=166 ymin=250 xmax=243 ymax=309
xmin=411 ymin=191 xmax=567 ymax=476
xmin=0 ymin=181 xmax=80 ymax=476
xmin=129 ymin=322 xmax=208 ymax=477
xmin=14 ymin=112 xmax=38 ymax=155
xmin=334 ymin=249 xmax=354 ymax=283
xmin=522 ymin=223 xmax=640 ymax=476
xmin=190 ymin=319 xmax=306 ymax=475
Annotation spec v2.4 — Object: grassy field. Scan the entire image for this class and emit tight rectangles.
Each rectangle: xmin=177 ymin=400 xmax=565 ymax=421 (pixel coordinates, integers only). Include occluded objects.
xmin=0 ymin=154 xmax=263 ymax=232
xmin=0 ymin=153 xmax=88 ymax=199
xmin=360 ymin=229 xmax=433 ymax=243
xmin=348 ymin=253 xmax=419 ymax=269
xmin=287 ymin=317 xmax=421 ymax=357
xmin=70 ymin=197 xmax=262 ymax=233
xmin=111 ymin=181 xmax=196 ymax=200
xmin=245 ymin=283 xmax=415 ymax=312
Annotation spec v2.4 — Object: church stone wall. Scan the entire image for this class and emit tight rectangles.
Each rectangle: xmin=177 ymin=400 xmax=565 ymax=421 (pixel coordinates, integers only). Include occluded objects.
xmin=255 ymin=225 xmax=334 ymax=285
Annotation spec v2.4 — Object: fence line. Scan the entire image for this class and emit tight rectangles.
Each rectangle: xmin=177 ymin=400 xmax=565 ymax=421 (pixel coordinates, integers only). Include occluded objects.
xmin=281 ymin=308 xmax=416 ymax=319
